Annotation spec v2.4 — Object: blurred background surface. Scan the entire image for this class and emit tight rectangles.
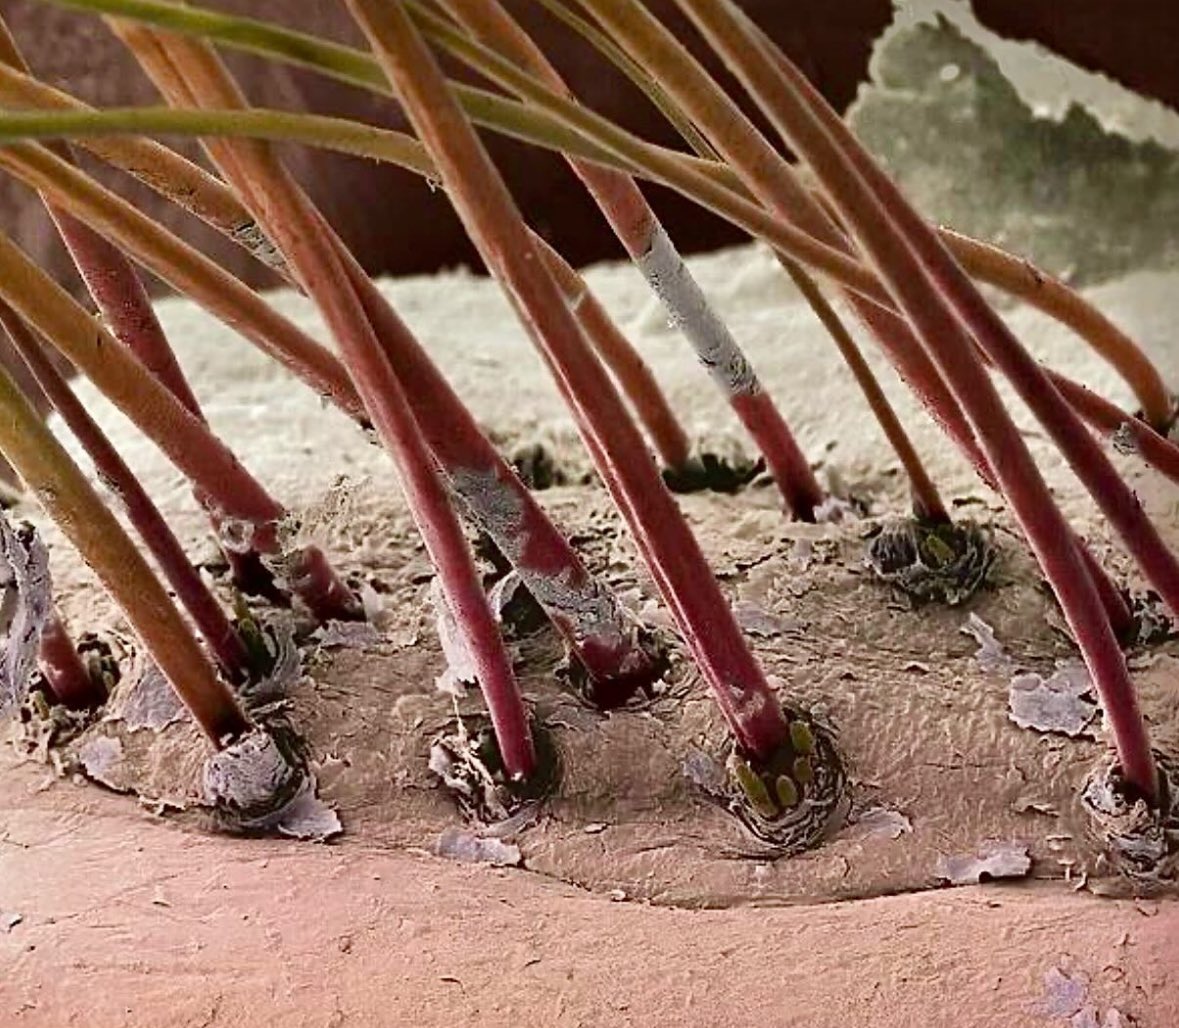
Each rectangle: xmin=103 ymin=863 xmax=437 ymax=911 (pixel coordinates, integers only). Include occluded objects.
xmin=1 ymin=0 xmax=1176 ymax=289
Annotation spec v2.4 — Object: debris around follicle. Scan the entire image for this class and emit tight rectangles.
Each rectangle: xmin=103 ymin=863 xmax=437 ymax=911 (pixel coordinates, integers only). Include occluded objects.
xmin=202 ymin=721 xmax=340 ymax=841
xmin=1082 ymin=752 xmax=1178 ymax=888
xmin=557 ymin=625 xmax=669 ymax=711
xmin=688 ymin=702 xmax=848 ymax=853
xmin=1128 ymin=591 xmax=1177 ymax=647
xmin=486 ymin=570 xmax=548 ymax=639
xmin=0 ymin=515 xmax=52 ymax=718
xmin=867 ymin=518 xmax=995 ymax=605
xmin=429 ymin=716 xmax=555 ymax=824
xmin=14 ymin=689 xmax=90 ymax=768
xmin=509 ymin=441 xmax=570 ymax=490
xmin=236 ymin=615 xmax=306 ymax=706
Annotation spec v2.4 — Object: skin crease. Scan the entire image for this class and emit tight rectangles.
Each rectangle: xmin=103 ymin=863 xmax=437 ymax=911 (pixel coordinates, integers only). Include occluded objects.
xmin=0 ymin=2 xmax=1164 ymax=421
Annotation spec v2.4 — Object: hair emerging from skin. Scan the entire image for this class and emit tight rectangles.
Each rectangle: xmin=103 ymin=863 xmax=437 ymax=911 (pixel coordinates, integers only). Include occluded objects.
xmin=0 ymin=0 xmax=1171 ymax=819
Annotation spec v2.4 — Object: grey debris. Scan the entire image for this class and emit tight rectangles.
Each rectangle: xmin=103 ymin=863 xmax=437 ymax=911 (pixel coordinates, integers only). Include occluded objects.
xmin=75 ymin=735 xmax=127 ymax=791
xmin=104 ymin=656 xmax=187 ymax=732
xmin=429 ymin=740 xmax=472 ymax=799
xmin=436 ymin=826 xmax=521 ymax=866
xmin=357 ymin=580 xmax=386 ymax=624
xmin=681 ymin=747 xmax=728 ymax=795
xmin=431 ymin=578 xmax=478 ymax=698
xmin=732 ymin=599 xmax=792 ymax=638
xmin=813 ymin=496 xmax=854 ymax=524
xmin=850 ymin=806 xmax=913 ymax=840
xmin=0 ymin=516 xmax=52 ymax=718
xmin=1012 ymin=796 xmax=1060 ymax=817
xmin=481 ymin=802 xmax=540 ymax=840
xmin=202 ymin=725 xmax=339 ymax=840
xmin=790 ymin=537 xmax=815 ymax=571
xmin=935 ymin=840 xmax=1031 ymax=885
xmin=1009 ymin=664 xmax=1098 ymax=737
xmin=427 ymin=730 xmax=515 ymax=825
xmin=960 ymin=613 xmax=1015 ymax=675
xmin=310 ymin=620 xmax=383 ymax=650
xmin=487 ymin=571 xmax=526 ymax=623
xmin=1129 ymin=592 xmax=1175 ymax=646
xmin=2 ymin=911 xmax=22 ymax=932
xmin=274 ymin=786 xmax=342 ymax=842
xmin=203 ymin=727 xmax=304 ymax=820
xmin=1081 ymin=753 xmax=1178 ymax=885
xmin=1041 ymin=967 xmax=1134 ymax=1027
xmin=1111 ymin=422 xmax=1139 ymax=456
xmin=241 ymin=620 xmax=304 ymax=704
xmin=1043 ymin=967 xmax=1089 ymax=1019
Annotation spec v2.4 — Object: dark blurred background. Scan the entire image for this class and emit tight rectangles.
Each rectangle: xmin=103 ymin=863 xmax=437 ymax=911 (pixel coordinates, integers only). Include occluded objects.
xmin=1 ymin=0 xmax=1176 ymax=292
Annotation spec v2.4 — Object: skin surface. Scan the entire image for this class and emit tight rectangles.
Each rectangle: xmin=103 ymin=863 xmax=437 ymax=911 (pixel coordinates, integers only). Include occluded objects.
xmin=3 ymin=248 xmax=1177 ymax=1025
xmin=3 ymin=774 xmax=1177 ymax=1028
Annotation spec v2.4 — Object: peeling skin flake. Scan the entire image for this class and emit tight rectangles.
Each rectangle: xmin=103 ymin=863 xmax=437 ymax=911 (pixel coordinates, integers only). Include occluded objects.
xmin=1008 ymin=664 xmax=1098 ymax=737
xmin=850 ymin=806 xmax=913 ymax=840
xmin=310 ymin=620 xmax=382 ymax=650
xmin=732 ymin=599 xmax=792 ymax=638
xmin=0 ymin=516 xmax=52 ymax=717
xmin=962 ymin=615 xmax=1100 ymax=737
xmin=75 ymin=735 xmax=126 ymax=791
xmin=960 ymin=612 xmax=1014 ymax=675
xmin=934 ymin=840 xmax=1031 ymax=885
xmin=275 ymin=788 xmax=342 ymax=842
xmin=1042 ymin=967 xmax=1090 ymax=1019
xmin=1042 ymin=967 xmax=1134 ymax=1027
xmin=431 ymin=578 xmax=478 ymax=698
xmin=435 ymin=826 xmax=521 ymax=866
xmin=104 ymin=656 xmax=187 ymax=732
